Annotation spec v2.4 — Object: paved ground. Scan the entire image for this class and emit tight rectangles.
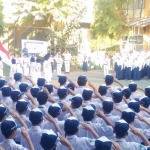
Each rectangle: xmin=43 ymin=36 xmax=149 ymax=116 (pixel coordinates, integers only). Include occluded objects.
xmin=51 ymin=69 xmax=150 ymax=89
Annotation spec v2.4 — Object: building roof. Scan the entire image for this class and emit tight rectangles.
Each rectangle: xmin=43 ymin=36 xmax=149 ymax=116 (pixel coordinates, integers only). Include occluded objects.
xmin=128 ymin=17 xmax=150 ymax=27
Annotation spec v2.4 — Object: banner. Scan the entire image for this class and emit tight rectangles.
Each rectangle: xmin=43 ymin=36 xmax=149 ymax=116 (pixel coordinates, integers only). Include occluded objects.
xmin=21 ymin=40 xmax=48 ymax=54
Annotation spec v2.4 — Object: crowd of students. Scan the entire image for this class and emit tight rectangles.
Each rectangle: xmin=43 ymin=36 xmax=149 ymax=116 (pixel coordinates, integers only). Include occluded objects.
xmin=114 ymin=51 xmax=150 ymax=80
xmin=1 ymin=73 xmax=150 ymax=150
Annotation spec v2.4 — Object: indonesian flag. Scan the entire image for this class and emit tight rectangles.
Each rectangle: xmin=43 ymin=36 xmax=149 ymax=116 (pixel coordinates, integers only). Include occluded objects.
xmin=0 ymin=43 xmax=11 ymax=66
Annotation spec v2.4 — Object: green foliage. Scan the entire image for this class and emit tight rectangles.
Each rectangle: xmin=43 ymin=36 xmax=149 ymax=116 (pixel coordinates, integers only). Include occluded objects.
xmin=12 ymin=0 xmax=85 ymax=55
xmin=0 ymin=0 xmax=5 ymax=36
xmin=93 ymin=0 xmax=128 ymax=40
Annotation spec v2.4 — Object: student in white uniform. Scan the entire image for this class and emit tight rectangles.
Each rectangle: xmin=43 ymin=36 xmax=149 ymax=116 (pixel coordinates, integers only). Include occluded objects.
xmin=112 ymin=90 xmax=128 ymax=116
xmin=0 ymin=119 xmax=34 ymax=150
xmin=114 ymin=119 xmax=150 ymax=150
xmin=145 ymin=86 xmax=150 ymax=99
xmin=97 ymin=85 xmax=108 ymax=102
xmin=121 ymin=87 xmax=131 ymax=103
xmin=43 ymin=54 xmax=52 ymax=82
xmin=30 ymin=86 xmax=40 ymax=106
xmin=37 ymin=78 xmax=46 ymax=91
xmin=63 ymin=51 xmax=72 ymax=73
xmin=37 ymin=91 xmax=49 ymax=114
xmin=129 ymin=82 xmax=143 ymax=100
xmin=58 ymin=75 xmax=67 ymax=87
xmin=139 ymin=96 xmax=150 ymax=118
xmin=30 ymin=57 xmax=37 ymax=83
xmin=43 ymin=103 xmax=64 ymax=132
xmin=78 ymin=105 xmax=114 ymax=139
xmin=1 ymin=86 xmax=13 ymax=107
xmin=21 ymin=108 xmax=44 ymax=150
xmin=56 ymin=116 xmax=99 ymax=150
xmin=64 ymin=94 xmax=83 ymax=121
xmin=82 ymin=89 xmax=102 ymax=110
xmin=0 ymin=79 xmax=7 ymax=100
xmin=95 ymin=136 xmax=122 ymax=150
xmin=16 ymin=54 xmax=23 ymax=74
xmin=55 ymin=53 xmax=63 ymax=76
xmin=23 ymin=54 xmax=30 ymax=76
xmin=40 ymin=129 xmax=74 ymax=150
xmin=105 ymin=75 xmax=114 ymax=98
xmin=75 ymin=75 xmax=87 ymax=95
xmin=10 ymin=59 xmax=17 ymax=80
xmin=13 ymin=73 xmax=23 ymax=90
xmin=0 ymin=56 xmax=3 ymax=77
xmin=102 ymin=99 xmax=120 ymax=125
xmin=36 ymin=58 xmax=42 ymax=79
xmin=10 ymin=90 xmax=23 ymax=110
xmin=103 ymin=54 xmax=110 ymax=76
xmin=16 ymin=99 xmax=32 ymax=128
xmin=0 ymin=105 xmax=7 ymax=143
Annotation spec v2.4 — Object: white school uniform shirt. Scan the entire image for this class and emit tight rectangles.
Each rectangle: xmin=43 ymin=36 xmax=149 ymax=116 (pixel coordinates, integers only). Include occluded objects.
xmin=130 ymin=92 xmax=143 ymax=100
xmin=115 ymin=138 xmax=148 ymax=150
xmin=106 ymin=86 xmax=113 ymax=98
xmin=64 ymin=108 xmax=83 ymax=122
xmin=77 ymin=122 xmax=114 ymax=139
xmin=56 ymin=135 xmax=95 ymax=150
xmin=83 ymin=100 xmax=102 ymax=110
xmin=139 ymin=110 xmax=150 ymax=118
xmin=13 ymin=81 xmax=21 ymax=90
xmin=91 ymin=116 xmax=106 ymax=125
xmin=42 ymin=118 xmax=65 ymax=135
xmin=21 ymin=115 xmax=32 ymax=128
xmin=112 ymin=103 xmax=128 ymax=116
xmin=1 ymin=96 xmax=13 ymax=107
xmin=0 ymin=139 xmax=28 ymax=150
xmin=63 ymin=53 xmax=72 ymax=61
xmin=38 ymin=105 xmax=47 ymax=114
xmin=104 ymin=113 xmax=120 ymax=125
xmin=75 ymin=86 xmax=85 ymax=95
xmin=94 ymin=96 xmax=108 ymax=104
xmin=21 ymin=125 xmax=42 ymax=150
xmin=10 ymin=102 xmax=17 ymax=110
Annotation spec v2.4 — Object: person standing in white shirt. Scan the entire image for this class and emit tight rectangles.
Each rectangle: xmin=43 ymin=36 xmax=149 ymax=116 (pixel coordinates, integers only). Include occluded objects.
xmin=54 ymin=53 xmax=63 ymax=76
xmin=16 ymin=54 xmax=23 ymax=74
xmin=63 ymin=51 xmax=72 ymax=73
xmin=23 ymin=54 xmax=30 ymax=76
xmin=103 ymin=54 xmax=110 ymax=76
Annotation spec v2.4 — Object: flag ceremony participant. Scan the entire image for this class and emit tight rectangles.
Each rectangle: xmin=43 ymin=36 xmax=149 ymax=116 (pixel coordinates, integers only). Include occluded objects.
xmin=63 ymin=51 xmax=72 ymax=74
xmin=10 ymin=58 xmax=17 ymax=80
xmin=43 ymin=54 xmax=52 ymax=82
xmin=54 ymin=53 xmax=63 ymax=76
xmin=36 ymin=58 xmax=42 ymax=79
xmin=23 ymin=54 xmax=30 ymax=76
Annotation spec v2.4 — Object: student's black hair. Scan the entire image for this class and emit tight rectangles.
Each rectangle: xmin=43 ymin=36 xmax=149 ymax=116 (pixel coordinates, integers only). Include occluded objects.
xmin=112 ymin=93 xmax=123 ymax=103
xmin=102 ymin=103 xmax=113 ymax=113
xmin=77 ymin=80 xmax=87 ymax=86
xmin=98 ymin=86 xmax=107 ymax=96
xmin=57 ymin=90 xmax=67 ymax=99
xmin=37 ymin=92 xmax=48 ymax=105
xmin=0 ymin=113 xmax=6 ymax=122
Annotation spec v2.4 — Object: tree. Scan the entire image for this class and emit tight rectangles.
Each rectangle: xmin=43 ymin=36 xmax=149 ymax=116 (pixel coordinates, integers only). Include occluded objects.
xmin=0 ymin=0 xmax=5 ymax=36
xmin=12 ymin=0 xmax=86 ymax=53
xmin=93 ymin=0 xmax=129 ymax=40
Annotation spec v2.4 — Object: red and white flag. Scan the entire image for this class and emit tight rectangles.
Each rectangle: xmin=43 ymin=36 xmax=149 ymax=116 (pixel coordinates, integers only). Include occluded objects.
xmin=0 ymin=43 xmax=11 ymax=66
